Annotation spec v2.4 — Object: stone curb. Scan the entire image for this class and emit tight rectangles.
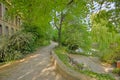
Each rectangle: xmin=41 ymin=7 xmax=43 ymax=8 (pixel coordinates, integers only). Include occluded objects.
xmin=50 ymin=51 xmax=94 ymax=80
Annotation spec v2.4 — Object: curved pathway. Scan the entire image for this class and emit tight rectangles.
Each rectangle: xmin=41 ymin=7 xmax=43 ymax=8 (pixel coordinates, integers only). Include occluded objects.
xmin=0 ymin=42 xmax=65 ymax=80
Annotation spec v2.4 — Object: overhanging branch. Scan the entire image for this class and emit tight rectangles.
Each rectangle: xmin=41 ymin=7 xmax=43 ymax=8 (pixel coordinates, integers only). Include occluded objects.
xmin=67 ymin=0 xmax=74 ymax=6
xmin=54 ymin=21 xmax=59 ymax=30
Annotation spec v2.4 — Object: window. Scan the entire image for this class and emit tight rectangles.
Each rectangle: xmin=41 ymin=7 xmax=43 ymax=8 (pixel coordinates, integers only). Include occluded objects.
xmin=15 ymin=16 xmax=18 ymax=25
xmin=6 ymin=26 xmax=9 ymax=36
xmin=0 ymin=25 xmax=2 ymax=35
xmin=5 ymin=7 xmax=8 ymax=12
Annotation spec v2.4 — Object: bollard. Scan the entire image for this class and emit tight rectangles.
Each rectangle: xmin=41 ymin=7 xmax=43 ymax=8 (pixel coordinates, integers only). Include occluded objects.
xmin=117 ymin=61 xmax=120 ymax=68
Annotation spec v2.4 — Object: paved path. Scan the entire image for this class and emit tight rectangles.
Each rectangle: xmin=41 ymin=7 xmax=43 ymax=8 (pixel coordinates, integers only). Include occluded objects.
xmin=70 ymin=54 xmax=112 ymax=73
xmin=70 ymin=54 xmax=120 ymax=80
xmin=0 ymin=42 xmax=65 ymax=80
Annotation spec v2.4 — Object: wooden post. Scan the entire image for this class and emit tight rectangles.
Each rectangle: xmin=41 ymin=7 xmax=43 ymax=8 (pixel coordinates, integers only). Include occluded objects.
xmin=117 ymin=61 xmax=120 ymax=68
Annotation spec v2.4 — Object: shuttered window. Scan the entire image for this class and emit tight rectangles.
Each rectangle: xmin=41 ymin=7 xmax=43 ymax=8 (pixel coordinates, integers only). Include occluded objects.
xmin=0 ymin=25 xmax=2 ymax=35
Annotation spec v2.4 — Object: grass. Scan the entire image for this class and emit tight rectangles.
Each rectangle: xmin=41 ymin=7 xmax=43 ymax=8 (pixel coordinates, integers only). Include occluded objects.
xmin=54 ymin=47 xmax=115 ymax=80
xmin=79 ymin=70 xmax=115 ymax=80
xmin=54 ymin=47 xmax=71 ymax=67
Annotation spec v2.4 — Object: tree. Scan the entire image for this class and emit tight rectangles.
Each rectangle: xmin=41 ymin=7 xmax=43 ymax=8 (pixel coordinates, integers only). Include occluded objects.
xmin=88 ymin=0 xmax=120 ymax=32
xmin=2 ymin=0 xmax=54 ymax=41
xmin=52 ymin=0 xmax=90 ymax=46
xmin=62 ymin=23 xmax=91 ymax=52
xmin=90 ymin=1 xmax=120 ymax=62
xmin=52 ymin=0 xmax=73 ymax=46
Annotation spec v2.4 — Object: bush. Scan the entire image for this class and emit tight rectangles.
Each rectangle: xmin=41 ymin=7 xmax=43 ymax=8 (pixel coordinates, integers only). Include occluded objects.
xmin=61 ymin=24 xmax=91 ymax=54
xmin=9 ymin=32 xmax=35 ymax=53
xmin=0 ymin=31 xmax=35 ymax=62
xmin=113 ymin=68 xmax=120 ymax=75
xmin=0 ymin=23 xmax=52 ymax=62
xmin=101 ymin=44 xmax=120 ymax=64
xmin=101 ymin=52 xmax=115 ymax=64
xmin=22 ymin=23 xmax=51 ymax=47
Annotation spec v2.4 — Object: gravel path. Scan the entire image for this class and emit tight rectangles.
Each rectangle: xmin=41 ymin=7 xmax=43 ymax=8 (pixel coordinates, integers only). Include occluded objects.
xmin=0 ymin=42 xmax=65 ymax=80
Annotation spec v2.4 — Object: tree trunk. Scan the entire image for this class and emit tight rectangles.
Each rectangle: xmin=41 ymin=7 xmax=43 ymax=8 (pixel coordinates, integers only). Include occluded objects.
xmin=58 ymin=12 xmax=64 ymax=46
xmin=58 ymin=27 xmax=61 ymax=46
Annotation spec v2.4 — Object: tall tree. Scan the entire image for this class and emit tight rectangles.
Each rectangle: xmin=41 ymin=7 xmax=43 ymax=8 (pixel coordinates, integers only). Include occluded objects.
xmin=52 ymin=0 xmax=89 ymax=46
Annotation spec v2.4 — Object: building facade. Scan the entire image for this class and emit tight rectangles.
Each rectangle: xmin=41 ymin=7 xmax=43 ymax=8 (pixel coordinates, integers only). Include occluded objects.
xmin=0 ymin=3 xmax=21 ymax=37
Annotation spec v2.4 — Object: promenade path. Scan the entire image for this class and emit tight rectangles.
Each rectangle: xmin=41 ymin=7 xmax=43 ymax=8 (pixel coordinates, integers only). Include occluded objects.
xmin=70 ymin=54 xmax=120 ymax=80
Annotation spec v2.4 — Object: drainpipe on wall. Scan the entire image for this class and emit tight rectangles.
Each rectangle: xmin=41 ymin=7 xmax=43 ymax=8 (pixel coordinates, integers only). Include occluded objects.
xmin=1 ymin=3 xmax=6 ymax=36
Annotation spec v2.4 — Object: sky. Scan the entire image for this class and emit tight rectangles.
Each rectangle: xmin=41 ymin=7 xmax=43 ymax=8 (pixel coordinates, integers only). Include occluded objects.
xmin=85 ymin=1 xmax=115 ymax=29
xmin=93 ymin=1 xmax=115 ymax=13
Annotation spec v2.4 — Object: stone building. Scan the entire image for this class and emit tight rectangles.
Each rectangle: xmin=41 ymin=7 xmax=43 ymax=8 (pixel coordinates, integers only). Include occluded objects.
xmin=0 ymin=3 xmax=21 ymax=37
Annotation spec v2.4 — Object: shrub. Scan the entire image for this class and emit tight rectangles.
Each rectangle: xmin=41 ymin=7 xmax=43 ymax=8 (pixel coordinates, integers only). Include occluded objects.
xmin=9 ymin=32 xmax=35 ymax=53
xmin=113 ymin=68 xmax=120 ymax=75
xmin=101 ymin=52 xmax=115 ymax=63
xmin=0 ymin=31 xmax=35 ymax=62
xmin=22 ymin=23 xmax=51 ymax=47
xmin=61 ymin=24 xmax=91 ymax=54
xmin=101 ymin=44 xmax=120 ymax=64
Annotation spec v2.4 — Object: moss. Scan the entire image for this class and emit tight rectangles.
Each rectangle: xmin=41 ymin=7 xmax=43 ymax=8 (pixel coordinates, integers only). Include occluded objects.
xmin=54 ymin=46 xmax=74 ymax=68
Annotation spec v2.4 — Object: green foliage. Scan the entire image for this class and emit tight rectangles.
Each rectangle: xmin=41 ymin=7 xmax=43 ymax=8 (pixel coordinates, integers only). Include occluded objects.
xmin=101 ymin=42 xmax=120 ymax=63
xmin=3 ymin=0 xmax=52 ymax=25
xmin=0 ymin=22 xmax=51 ymax=62
xmin=52 ymin=29 xmax=58 ymax=42
xmin=88 ymin=0 xmax=120 ymax=63
xmin=91 ymin=10 xmax=120 ymax=63
xmin=22 ymin=23 xmax=52 ymax=46
xmin=113 ymin=68 xmax=120 ymax=75
xmin=54 ymin=47 xmax=68 ymax=63
xmin=91 ymin=11 xmax=115 ymax=51
xmin=51 ymin=0 xmax=90 ymax=46
xmin=91 ymin=12 xmax=120 ymax=62
xmin=62 ymin=24 xmax=91 ymax=52
xmin=0 ymin=31 xmax=35 ymax=62
xmin=22 ymin=23 xmax=41 ymax=39
xmin=54 ymin=47 xmax=115 ymax=80
xmin=101 ymin=51 xmax=115 ymax=63
xmin=80 ymin=70 xmax=115 ymax=80
xmin=1 ymin=0 xmax=119 ymax=65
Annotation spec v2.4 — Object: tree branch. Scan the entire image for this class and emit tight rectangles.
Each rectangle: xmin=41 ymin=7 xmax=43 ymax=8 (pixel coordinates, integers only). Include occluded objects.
xmin=54 ymin=21 xmax=59 ymax=30
xmin=67 ymin=0 xmax=74 ymax=6
xmin=60 ymin=12 xmax=65 ymax=27
xmin=99 ymin=0 xmax=105 ymax=11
